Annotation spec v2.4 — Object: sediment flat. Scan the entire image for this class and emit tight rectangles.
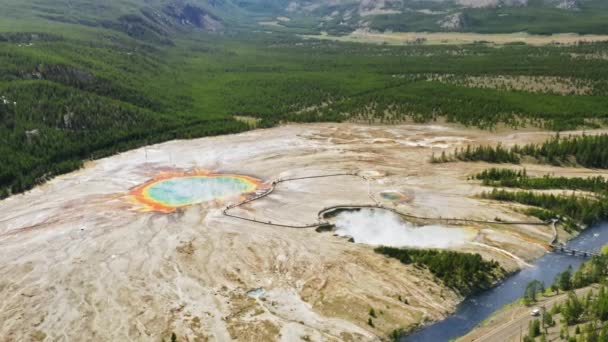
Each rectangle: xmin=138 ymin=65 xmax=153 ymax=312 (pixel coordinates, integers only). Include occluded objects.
xmin=303 ymin=31 xmax=608 ymax=46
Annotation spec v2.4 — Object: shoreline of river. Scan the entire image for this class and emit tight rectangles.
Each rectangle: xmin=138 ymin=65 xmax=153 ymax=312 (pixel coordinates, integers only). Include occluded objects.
xmin=401 ymin=221 xmax=608 ymax=341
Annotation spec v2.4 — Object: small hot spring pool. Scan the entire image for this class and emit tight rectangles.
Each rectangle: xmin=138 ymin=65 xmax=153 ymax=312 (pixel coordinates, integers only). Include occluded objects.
xmin=130 ymin=173 xmax=262 ymax=212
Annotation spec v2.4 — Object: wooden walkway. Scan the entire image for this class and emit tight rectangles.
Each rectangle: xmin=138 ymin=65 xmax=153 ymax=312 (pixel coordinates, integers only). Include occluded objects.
xmin=222 ymin=171 xmax=551 ymax=230
xmin=550 ymin=244 xmax=599 ymax=258
xmin=221 ymin=173 xmax=602 ymax=259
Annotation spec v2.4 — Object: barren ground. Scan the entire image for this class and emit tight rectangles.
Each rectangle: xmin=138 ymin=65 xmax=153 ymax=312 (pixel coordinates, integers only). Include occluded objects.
xmin=2 ymin=123 xmax=608 ymax=341
xmin=302 ymin=31 xmax=608 ymax=46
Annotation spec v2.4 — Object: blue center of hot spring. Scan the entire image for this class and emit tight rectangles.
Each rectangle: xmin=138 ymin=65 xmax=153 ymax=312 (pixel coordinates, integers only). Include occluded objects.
xmin=144 ymin=176 xmax=256 ymax=206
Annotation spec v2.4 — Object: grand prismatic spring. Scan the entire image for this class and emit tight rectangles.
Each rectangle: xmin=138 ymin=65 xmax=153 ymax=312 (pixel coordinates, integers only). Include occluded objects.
xmin=129 ymin=170 xmax=264 ymax=212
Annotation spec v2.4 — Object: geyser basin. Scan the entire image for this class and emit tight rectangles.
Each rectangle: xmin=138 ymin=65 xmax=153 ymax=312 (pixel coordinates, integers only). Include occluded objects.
xmin=130 ymin=171 xmax=262 ymax=212
xmin=333 ymin=208 xmax=475 ymax=248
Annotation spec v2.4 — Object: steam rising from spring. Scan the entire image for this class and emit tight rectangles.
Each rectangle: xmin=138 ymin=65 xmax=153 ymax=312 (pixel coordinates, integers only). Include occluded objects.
xmin=334 ymin=209 xmax=472 ymax=248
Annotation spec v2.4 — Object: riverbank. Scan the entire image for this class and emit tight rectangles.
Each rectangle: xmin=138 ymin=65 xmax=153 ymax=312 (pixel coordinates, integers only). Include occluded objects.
xmin=457 ymin=240 xmax=608 ymax=342
xmin=404 ymin=221 xmax=608 ymax=341
xmin=458 ymin=285 xmax=599 ymax=342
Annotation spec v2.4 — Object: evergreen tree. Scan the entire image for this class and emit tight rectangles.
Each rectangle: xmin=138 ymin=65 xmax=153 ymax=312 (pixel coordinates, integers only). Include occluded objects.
xmin=563 ymin=292 xmax=584 ymax=326
xmin=559 ymin=267 xmax=574 ymax=292
xmin=529 ymin=319 xmax=541 ymax=338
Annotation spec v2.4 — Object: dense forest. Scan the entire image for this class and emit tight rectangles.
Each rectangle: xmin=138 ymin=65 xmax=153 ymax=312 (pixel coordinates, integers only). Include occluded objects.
xmin=3 ymin=6 xmax=608 ymax=198
xmin=475 ymin=169 xmax=608 ymax=195
xmin=440 ymin=134 xmax=608 ymax=168
xmin=374 ymin=246 xmax=505 ymax=296
xmin=0 ymin=77 xmax=248 ymax=199
xmin=462 ymin=136 xmax=608 ymax=231
xmin=481 ymin=188 xmax=608 ymax=228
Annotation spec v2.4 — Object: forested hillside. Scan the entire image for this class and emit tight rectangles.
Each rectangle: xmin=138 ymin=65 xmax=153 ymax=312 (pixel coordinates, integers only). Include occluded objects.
xmin=3 ymin=0 xmax=608 ymax=198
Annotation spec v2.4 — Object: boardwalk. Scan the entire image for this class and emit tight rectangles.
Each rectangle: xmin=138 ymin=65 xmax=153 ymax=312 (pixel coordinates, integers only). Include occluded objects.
xmin=222 ymin=171 xmax=551 ymax=230
xmin=550 ymin=244 xmax=599 ymax=258
xmin=548 ymin=219 xmax=598 ymax=257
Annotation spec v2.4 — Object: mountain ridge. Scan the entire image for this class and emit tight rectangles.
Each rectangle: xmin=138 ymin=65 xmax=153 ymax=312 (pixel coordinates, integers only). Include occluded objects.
xmin=4 ymin=0 xmax=608 ymax=42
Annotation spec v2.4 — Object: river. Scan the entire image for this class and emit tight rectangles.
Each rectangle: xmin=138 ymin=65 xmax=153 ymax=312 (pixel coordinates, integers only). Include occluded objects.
xmin=403 ymin=221 xmax=608 ymax=341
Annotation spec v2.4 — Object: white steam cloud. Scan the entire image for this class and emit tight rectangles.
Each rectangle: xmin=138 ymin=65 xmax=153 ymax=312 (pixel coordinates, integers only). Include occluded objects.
xmin=334 ymin=209 xmax=472 ymax=248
